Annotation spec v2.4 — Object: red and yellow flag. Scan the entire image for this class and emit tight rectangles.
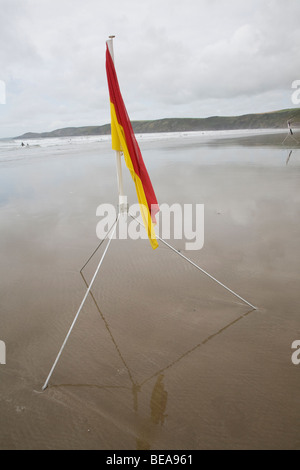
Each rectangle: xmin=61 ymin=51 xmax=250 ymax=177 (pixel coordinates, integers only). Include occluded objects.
xmin=105 ymin=43 xmax=159 ymax=249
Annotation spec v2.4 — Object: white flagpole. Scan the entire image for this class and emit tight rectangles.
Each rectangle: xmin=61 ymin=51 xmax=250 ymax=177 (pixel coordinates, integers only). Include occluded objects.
xmin=41 ymin=210 xmax=120 ymax=390
xmin=107 ymin=36 xmax=128 ymax=215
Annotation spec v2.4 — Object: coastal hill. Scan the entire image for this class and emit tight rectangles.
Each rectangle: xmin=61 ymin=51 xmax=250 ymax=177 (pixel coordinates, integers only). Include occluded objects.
xmin=15 ymin=108 xmax=300 ymax=139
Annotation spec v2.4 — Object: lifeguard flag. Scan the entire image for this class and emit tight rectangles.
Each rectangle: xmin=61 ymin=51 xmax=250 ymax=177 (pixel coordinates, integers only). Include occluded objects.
xmin=105 ymin=42 xmax=159 ymax=249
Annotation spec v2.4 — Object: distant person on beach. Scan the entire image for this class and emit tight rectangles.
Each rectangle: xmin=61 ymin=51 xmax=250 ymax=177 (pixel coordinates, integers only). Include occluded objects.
xmin=287 ymin=121 xmax=293 ymax=135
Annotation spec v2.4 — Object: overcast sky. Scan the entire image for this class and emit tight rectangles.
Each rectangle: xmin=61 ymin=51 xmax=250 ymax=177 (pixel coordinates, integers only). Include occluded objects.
xmin=0 ymin=0 xmax=300 ymax=138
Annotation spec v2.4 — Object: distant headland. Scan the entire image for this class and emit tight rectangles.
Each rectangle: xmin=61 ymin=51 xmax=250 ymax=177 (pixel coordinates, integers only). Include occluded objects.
xmin=14 ymin=108 xmax=300 ymax=140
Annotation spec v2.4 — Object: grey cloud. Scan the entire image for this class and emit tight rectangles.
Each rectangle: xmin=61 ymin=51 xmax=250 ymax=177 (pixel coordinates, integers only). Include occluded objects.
xmin=0 ymin=0 xmax=300 ymax=137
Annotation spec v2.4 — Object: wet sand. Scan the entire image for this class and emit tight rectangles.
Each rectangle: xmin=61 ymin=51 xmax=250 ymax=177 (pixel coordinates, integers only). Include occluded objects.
xmin=0 ymin=130 xmax=299 ymax=449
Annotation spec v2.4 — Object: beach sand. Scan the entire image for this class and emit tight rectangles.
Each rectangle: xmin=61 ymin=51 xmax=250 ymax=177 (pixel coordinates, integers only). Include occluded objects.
xmin=0 ymin=130 xmax=299 ymax=449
